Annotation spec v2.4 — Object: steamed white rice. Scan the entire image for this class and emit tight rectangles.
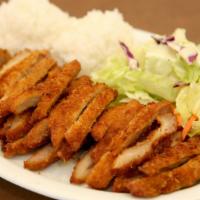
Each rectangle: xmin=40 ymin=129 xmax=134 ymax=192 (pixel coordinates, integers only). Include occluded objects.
xmin=0 ymin=0 xmax=135 ymax=74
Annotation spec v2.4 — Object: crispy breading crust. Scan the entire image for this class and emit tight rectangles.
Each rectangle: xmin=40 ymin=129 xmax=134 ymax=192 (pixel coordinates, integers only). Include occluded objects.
xmin=65 ymin=85 xmax=117 ymax=151
xmin=24 ymin=144 xmax=59 ymax=171
xmin=30 ymin=60 xmax=80 ymax=122
xmin=0 ymin=52 xmax=55 ymax=117
xmin=86 ymin=152 xmax=115 ymax=189
xmin=4 ymin=118 xmax=50 ymax=157
xmin=4 ymin=111 xmax=32 ymax=142
xmin=67 ymin=76 xmax=92 ymax=95
xmin=70 ymin=152 xmax=93 ymax=184
xmin=128 ymin=155 xmax=200 ymax=197
xmin=57 ymin=142 xmax=74 ymax=161
xmin=0 ymin=50 xmax=33 ymax=97
xmin=49 ymin=79 xmax=102 ymax=149
xmin=139 ymin=135 xmax=200 ymax=176
xmin=90 ymin=101 xmax=143 ymax=163
xmin=83 ymin=102 xmax=174 ymax=189
xmin=9 ymin=89 xmax=41 ymax=115
xmin=112 ymin=177 xmax=132 ymax=193
xmin=91 ymin=100 xmax=142 ymax=142
xmin=0 ymin=49 xmax=11 ymax=69
xmin=113 ymin=112 xmax=177 ymax=173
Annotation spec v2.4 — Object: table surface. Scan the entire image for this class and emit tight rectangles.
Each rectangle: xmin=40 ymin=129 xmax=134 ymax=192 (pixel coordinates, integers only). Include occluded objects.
xmin=0 ymin=0 xmax=199 ymax=199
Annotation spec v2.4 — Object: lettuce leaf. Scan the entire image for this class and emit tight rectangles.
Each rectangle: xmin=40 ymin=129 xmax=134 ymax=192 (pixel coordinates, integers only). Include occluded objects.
xmin=176 ymin=83 xmax=200 ymax=136
xmin=92 ymin=56 xmax=178 ymax=103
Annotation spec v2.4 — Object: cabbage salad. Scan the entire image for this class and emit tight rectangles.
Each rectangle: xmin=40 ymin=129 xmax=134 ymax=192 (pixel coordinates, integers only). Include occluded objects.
xmin=92 ymin=29 xmax=200 ymax=137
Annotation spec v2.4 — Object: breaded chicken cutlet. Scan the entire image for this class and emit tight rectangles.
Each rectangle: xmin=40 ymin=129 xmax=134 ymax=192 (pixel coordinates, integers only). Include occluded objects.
xmin=71 ymin=101 xmax=177 ymax=189
xmin=0 ymin=49 xmax=11 ymax=69
xmin=4 ymin=118 xmax=50 ymax=157
xmin=0 ymin=110 xmax=32 ymax=142
xmin=127 ymin=155 xmax=200 ymax=197
xmin=0 ymin=50 xmax=55 ymax=118
xmin=139 ymin=135 xmax=200 ymax=176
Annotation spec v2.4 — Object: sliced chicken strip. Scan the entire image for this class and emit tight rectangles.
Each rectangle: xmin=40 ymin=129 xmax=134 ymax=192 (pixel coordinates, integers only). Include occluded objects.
xmin=86 ymin=152 xmax=115 ymax=189
xmin=86 ymin=102 xmax=173 ymax=189
xmin=113 ymin=178 xmax=130 ymax=193
xmin=0 ymin=50 xmax=31 ymax=97
xmin=2 ymin=60 xmax=81 ymax=118
xmin=91 ymin=100 xmax=142 ymax=142
xmin=128 ymin=155 xmax=200 ymax=197
xmin=0 ymin=50 xmax=52 ymax=98
xmin=65 ymin=86 xmax=117 ymax=151
xmin=0 ymin=49 xmax=11 ymax=69
xmin=9 ymin=66 xmax=61 ymax=115
xmin=139 ymin=135 xmax=200 ymax=176
xmin=0 ymin=52 xmax=55 ymax=117
xmin=90 ymin=101 xmax=143 ymax=163
xmin=30 ymin=60 xmax=80 ymax=122
xmin=67 ymin=76 xmax=92 ymax=95
xmin=70 ymin=152 xmax=93 ymax=184
xmin=1 ymin=111 xmax=32 ymax=142
xmin=9 ymin=89 xmax=41 ymax=115
xmin=4 ymin=118 xmax=49 ymax=157
xmin=24 ymin=144 xmax=59 ymax=171
xmin=49 ymin=81 xmax=104 ymax=149
xmin=113 ymin=112 xmax=177 ymax=173
xmin=57 ymin=142 xmax=74 ymax=162
xmin=112 ymin=166 xmax=143 ymax=192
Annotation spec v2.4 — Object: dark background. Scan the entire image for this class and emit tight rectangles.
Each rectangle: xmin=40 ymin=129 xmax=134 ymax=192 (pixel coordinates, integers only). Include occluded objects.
xmin=0 ymin=0 xmax=199 ymax=199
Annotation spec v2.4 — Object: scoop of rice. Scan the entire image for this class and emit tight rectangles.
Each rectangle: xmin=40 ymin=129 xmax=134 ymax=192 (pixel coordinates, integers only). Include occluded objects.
xmin=0 ymin=0 xmax=135 ymax=74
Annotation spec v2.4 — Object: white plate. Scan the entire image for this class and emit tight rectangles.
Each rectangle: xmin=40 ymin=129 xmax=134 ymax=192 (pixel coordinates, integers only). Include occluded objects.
xmin=1 ymin=29 xmax=200 ymax=200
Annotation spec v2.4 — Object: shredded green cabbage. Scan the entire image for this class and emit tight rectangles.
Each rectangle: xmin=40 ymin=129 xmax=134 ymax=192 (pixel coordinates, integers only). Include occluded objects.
xmin=176 ymin=83 xmax=200 ymax=136
xmin=92 ymin=28 xmax=200 ymax=136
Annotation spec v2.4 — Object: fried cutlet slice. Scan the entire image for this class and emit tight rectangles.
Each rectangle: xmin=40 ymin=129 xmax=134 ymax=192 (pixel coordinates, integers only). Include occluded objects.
xmin=49 ymin=81 xmax=104 ymax=149
xmin=0 ymin=50 xmax=53 ymax=98
xmin=139 ymin=135 xmax=200 ymax=176
xmin=70 ymin=151 xmax=93 ymax=184
xmin=9 ymin=60 xmax=79 ymax=115
xmin=71 ymin=100 xmax=142 ymax=186
xmin=57 ymin=141 xmax=74 ymax=161
xmin=67 ymin=76 xmax=92 ymax=94
xmin=113 ymin=112 xmax=177 ymax=173
xmin=112 ymin=177 xmax=131 ymax=193
xmin=30 ymin=60 xmax=80 ymax=122
xmin=0 ymin=50 xmax=31 ymax=97
xmin=91 ymin=100 xmax=142 ymax=142
xmin=0 ymin=111 xmax=32 ymax=142
xmin=24 ymin=144 xmax=59 ymax=171
xmin=128 ymin=155 xmax=200 ymax=197
xmin=86 ymin=152 xmax=115 ymax=189
xmin=64 ymin=85 xmax=117 ymax=152
xmin=86 ymin=102 xmax=174 ymax=189
xmin=4 ymin=118 xmax=49 ymax=157
xmin=9 ymin=89 xmax=41 ymax=115
xmin=90 ymin=101 xmax=143 ymax=163
xmin=0 ymin=49 xmax=11 ymax=69
xmin=112 ymin=170 xmax=143 ymax=193
xmin=0 ymin=51 xmax=55 ymax=117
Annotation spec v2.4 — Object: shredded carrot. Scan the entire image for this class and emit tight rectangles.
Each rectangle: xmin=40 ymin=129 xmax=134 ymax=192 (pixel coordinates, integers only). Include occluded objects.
xmin=182 ymin=114 xmax=198 ymax=140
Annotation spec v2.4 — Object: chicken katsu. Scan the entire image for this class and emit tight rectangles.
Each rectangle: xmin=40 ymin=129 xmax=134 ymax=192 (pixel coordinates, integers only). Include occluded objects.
xmin=1 ymin=111 xmax=32 ymax=142
xmin=128 ymin=155 xmax=200 ymax=197
xmin=139 ymin=135 xmax=200 ymax=176
xmin=24 ymin=144 xmax=59 ymax=171
xmin=4 ymin=118 xmax=50 ymax=157
xmin=0 ymin=49 xmax=11 ymax=69
xmin=1 ymin=48 xmax=200 ymax=199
